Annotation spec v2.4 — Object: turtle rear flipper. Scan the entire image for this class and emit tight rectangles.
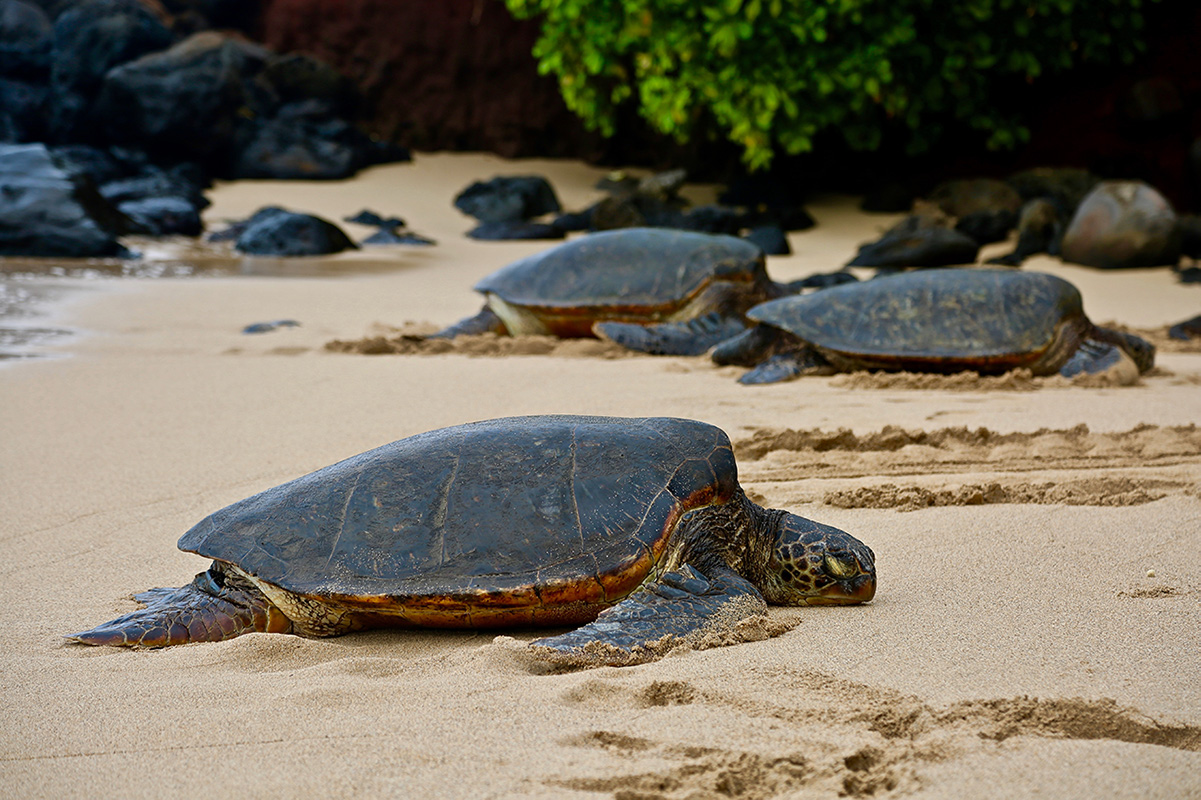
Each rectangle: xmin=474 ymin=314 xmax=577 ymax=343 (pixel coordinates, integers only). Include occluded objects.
xmin=66 ymin=567 xmax=292 ymax=647
xmin=529 ymin=566 xmax=769 ymax=667
xmin=594 ymin=312 xmax=746 ymax=356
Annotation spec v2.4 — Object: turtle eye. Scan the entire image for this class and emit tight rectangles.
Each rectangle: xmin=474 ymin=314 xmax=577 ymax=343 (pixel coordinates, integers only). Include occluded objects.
xmin=824 ymin=553 xmax=857 ymax=580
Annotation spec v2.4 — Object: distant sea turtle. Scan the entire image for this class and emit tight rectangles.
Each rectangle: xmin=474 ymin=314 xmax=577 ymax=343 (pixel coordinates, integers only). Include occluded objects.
xmin=434 ymin=228 xmax=792 ymax=355
xmin=68 ymin=416 xmax=876 ymax=666
xmin=707 ymin=269 xmax=1156 ymax=384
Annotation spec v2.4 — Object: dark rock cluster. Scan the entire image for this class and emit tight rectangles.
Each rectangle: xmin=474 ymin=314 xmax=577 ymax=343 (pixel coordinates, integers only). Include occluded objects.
xmin=453 ymin=168 xmax=808 ymax=255
xmin=853 ymin=170 xmax=1190 ymax=273
xmin=0 ymin=0 xmax=408 ymax=257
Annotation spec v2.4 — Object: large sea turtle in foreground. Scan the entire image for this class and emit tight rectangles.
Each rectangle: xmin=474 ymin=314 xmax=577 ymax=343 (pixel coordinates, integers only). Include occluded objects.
xmin=67 ymin=416 xmax=876 ymax=666
xmin=713 ymin=269 xmax=1156 ymax=384
xmin=601 ymin=269 xmax=1155 ymax=385
xmin=433 ymin=228 xmax=792 ymax=355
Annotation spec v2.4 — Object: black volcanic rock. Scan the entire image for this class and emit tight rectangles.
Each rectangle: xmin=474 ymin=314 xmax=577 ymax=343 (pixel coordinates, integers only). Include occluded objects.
xmin=47 ymin=0 xmax=174 ymax=141
xmin=0 ymin=0 xmax=53 ymax=79
xmin=454 ymin=175 xmax=561 ymax=223
xmin=234 ymin=206 xmax=356 ymax=255
xmin=0 ymin=142 xmax=128 ymax=256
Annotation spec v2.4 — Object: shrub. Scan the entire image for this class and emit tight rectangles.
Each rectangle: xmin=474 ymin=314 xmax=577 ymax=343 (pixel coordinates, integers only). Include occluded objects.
xmin=505 ymin=0 xmax=1160 ymax=169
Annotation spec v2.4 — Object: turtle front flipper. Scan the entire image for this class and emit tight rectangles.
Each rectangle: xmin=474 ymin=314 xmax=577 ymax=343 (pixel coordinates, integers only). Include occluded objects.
xmin=1058 ymin=329 xmax=1152 ymax=383
xmin=594 ymin=312 xmax=747 ymax=356
xmin=65 ymin=566 xmax=292 ymax=647
xmin=738 ymin=350 xmax=831 ymax=384
xmin=429 ymin=305 xmax=508 ymax=339
xmin=529 ymin=565 xmax=770 ymax=667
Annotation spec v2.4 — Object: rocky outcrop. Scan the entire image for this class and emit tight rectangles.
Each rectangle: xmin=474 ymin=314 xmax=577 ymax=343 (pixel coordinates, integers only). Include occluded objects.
xmin=0 ymin=142 xmax=127 ymax=256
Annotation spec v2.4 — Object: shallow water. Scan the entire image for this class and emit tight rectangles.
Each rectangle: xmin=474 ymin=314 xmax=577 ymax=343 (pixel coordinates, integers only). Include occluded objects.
xmin=0 ymin=236 xmax=418 ymax=361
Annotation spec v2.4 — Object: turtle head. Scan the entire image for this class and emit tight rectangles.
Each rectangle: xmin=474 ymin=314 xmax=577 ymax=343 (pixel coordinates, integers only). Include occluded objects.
xmin=761 ymin=513 xmax=875 ymax=605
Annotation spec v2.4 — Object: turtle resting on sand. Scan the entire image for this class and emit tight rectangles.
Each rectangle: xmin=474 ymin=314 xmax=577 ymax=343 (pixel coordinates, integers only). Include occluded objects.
xmin=67 ymin=416 xmax=875 ymax=666
xmin=705 ymin=269 xmax=1155 ymax=384
xmin=434 ymin=228 xmax=794 ymax=355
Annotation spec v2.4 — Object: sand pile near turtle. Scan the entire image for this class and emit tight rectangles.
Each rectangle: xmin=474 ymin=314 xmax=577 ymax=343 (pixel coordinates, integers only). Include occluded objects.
xmin=2 ymin=153 xmax=1199 ymax=799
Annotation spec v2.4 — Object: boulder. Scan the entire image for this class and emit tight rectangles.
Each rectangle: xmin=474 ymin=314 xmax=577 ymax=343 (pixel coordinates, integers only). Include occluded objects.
xmin=0 ymin=142 xmax=127 ymax=256
xmin=848 ymin=217 xmax=979 ymax=269
xmin=233 ymin=206 xmax=356 ymax=255
xmin=47 ymin=0 xmax=174 ymax=141
xmin=453 ymin=175 xmax=561 ymax=223
xmin=231 ymin=99 xmax=402 ymax=180
xmin=118 ymin=195 xmax=202 ymax=236
xmin=344 ymin=209 xmax=404 ymax=228
xmin=0 ymin=0 xmax=52 ymax=79
xmin=743 ymin=224 xmax=790 ymax=256
xmin=361 ymin=228 xmax=434 ymax=246
xmin=47 ymin=144 xmax=127 ymax=184
xmin=589 ymin=194 xmax=685 ymax=231
xmin=251 ymin=52 xmax=356 ymax=118
xmin=0 ymin=76 xmax=47 ymax=142
xmin=1060 ymin=181 xmax=1181 ymax=269
xmin=96 ymin=31 xmax=266 ymax=163
xmin=98 ymin=164 xmax=209 ymax=209
xmin=1168 ymin=314 xmax=1201 ymax=341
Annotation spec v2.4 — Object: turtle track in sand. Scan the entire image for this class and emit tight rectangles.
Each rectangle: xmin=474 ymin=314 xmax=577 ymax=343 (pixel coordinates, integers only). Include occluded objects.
xmin=733 ymin=423 xmax=1201 ymax=511
xmin=548 ymin=670 xmax=1201 ymax=798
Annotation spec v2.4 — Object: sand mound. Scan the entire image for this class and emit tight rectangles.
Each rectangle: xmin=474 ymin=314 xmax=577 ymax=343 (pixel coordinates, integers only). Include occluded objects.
xmin=733 ymin=424 xmax=1201 ymax=509
xmin=734 ymin=423 xmax=1201 ymax=463
xmin=326 ymin=322 xmax=633 ymax=359
xmin=825 ymin=477 xmax=1173 ymax=511
xmin=547 ymin=669 xmax=1201 ymax=799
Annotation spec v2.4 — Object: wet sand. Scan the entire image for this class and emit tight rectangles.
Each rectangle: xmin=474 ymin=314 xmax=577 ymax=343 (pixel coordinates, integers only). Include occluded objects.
xmin=2 ymin=153 xmax=1199 ymax=798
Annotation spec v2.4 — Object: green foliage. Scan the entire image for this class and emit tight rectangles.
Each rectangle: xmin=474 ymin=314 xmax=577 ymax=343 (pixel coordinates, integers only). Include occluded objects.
xmin=505 ymin=0 xmax=1159 ymax=169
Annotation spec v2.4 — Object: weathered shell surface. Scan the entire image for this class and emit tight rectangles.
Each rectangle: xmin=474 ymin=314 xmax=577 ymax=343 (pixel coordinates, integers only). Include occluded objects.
xmin=748 ymin=269 xmax=1083 ymax=361
xmin=179 ymin=416 xmax=738 ymax=600
xmin=475 ymin=228 xmax=764 ymax=309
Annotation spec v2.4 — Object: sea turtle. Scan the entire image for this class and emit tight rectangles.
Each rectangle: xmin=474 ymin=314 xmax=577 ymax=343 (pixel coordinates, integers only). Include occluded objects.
xmin=67 ymin=416 xmax=875 ymax=666
xmin=706 ymin=269 xmax=1156 ymax=384
xmin=434 ymin=228 xmax=791 ymax=355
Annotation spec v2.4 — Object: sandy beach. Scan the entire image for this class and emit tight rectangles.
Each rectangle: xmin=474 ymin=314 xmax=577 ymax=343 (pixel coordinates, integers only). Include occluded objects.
xmin=2 ymin=153 xmax=1199 ymax=798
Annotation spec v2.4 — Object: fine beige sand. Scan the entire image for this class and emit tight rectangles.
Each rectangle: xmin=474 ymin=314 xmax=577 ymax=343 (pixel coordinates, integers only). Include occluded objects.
xmin=2 ymin=153 xmax=1200 ymax=798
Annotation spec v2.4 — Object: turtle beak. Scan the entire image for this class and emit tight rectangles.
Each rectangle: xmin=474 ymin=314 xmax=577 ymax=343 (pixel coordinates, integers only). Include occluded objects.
xmin=808 ymin=573 xmax=875 ymax=605
xmin=810 ymin=550 xmax=876 ymax=605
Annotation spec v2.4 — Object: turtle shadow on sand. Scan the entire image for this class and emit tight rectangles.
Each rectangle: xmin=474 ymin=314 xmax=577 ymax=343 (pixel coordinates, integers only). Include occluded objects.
xmin=67 ymin=416 xmax=875 ymax=669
